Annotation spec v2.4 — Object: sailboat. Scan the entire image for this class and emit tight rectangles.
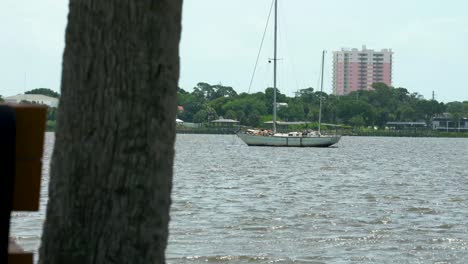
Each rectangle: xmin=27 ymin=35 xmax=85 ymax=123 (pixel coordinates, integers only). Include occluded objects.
xmin=237 ymin=0 xmax=341 ymax=147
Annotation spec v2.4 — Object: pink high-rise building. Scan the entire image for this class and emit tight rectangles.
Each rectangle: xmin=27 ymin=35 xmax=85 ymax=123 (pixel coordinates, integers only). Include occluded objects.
xmin=333 ymin=46 xmax=393 ymax=95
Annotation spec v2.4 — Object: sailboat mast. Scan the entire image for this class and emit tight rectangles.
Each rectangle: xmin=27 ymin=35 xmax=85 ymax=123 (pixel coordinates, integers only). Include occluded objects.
xmin=272 ymin=0 xmax=278 ymax=134
xmin=318 ymin=50 xmax=325 ymax=134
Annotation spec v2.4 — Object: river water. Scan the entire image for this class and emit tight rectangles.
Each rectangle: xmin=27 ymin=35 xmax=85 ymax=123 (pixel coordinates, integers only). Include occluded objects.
xmin=10 ymin=133 xmax=468 ymax=263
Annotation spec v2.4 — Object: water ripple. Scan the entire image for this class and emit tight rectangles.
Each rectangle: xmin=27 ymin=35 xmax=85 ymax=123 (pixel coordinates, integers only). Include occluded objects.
xmin=9 ymin=134 xmax=468 ymax=263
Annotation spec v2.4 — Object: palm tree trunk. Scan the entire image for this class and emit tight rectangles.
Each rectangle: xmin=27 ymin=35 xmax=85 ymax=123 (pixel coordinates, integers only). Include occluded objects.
xmin=39 ymin=1 xmax=182 ymax=263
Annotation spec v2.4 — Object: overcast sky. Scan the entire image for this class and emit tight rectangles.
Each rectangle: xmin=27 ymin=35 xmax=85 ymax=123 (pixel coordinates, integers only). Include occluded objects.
xmin=1 ymin=0 xmax=467 ymax=102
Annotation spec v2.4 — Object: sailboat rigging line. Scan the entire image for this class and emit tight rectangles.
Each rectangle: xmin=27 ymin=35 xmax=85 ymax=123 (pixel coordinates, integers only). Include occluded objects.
xmin=318 ymin=50 xmax=326 ymax=134
xmin=273 ymin=0 xmax=278 ymax=134
xmin=247 ymin=0 xmax=275 ymax=94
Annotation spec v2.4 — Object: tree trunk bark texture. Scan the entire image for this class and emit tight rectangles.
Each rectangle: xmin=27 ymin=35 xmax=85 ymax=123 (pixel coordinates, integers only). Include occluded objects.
xmin=39 ymin=1 xmax=182 ymax=263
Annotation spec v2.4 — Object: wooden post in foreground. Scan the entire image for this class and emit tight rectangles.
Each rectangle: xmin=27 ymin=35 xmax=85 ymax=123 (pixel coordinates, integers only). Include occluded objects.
xmin=0 ymin=104 xmax=47 ymax=264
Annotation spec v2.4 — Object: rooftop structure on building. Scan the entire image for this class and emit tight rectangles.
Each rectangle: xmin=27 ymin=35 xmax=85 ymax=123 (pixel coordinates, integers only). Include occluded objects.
xmin=333 ymin=45 xmax=393 ymax=96
xmin=210 ymin=118 xmax=239 ymax=127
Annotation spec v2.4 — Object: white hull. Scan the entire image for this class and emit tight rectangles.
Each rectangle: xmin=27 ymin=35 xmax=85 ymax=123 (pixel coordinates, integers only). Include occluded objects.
xmin=237 ymin=132 xmax=340 ymax=147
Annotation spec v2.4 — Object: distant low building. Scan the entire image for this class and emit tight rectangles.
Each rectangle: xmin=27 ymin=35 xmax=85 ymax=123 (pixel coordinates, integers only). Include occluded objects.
xmin=432 ymin=115 xmax=468 ymax=132
xmin=210 ymin=118 xmax=240 ymax=127
xmin=386 ymin=121 xmax=427 ymax=130
xmin=4 ymin=94 xmax=59 ymax=107
xmin=276 ymin=102 xmax=288 ymax=109
xmin=179 ymin=122 xmax=202 ymax=128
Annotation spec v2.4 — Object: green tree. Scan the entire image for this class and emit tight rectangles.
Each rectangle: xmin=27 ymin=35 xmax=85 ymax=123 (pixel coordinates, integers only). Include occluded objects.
xmin=223 ymin=96 xmax=268 ymax=123
xmin=265 ymin=87 xmax=287 ymax=114
xmin=205 ymin=105 xmax=218 ymax=121
xmin=224 ymin=110 xmax=237 ymax=120
xmin=278 ymin=100 xmax=305 ymax=121
xmin=245 ymin=109 xmax=261 ymax=126
xmin=394 ymin=87 xmax=410 ymax=103
xmin=350 ymin=115 xmax=365 ymax=128
xmin=25 ymin=88 xmax=60 ymax=98
xmin=178 ymin=91 xmax=196 ymax=106
xmin=235 ymin=110 xmax=246 ymax=123
xmin=321 ymin=94 xmax=340 ymax=123
xmin=193 ymin=82 xmax=223 ymax=101
xmin=396 ymin=104 xmax=416 ymax=121
xmin=369 ymin=83 xmax=396 ymax=111
xmin=208 ymin=96 xmax=232 ymax=117
xmin=193 ymin=109 xmax=208 ymax=123
xmin=336 ymin=99 xmax=375 ymax=126
xmin=190 ymin=104 xmax=218 ymax=123
xmin=446 ymin=101 xmax=465 ymax=131
xmin=47 ymin=107 xmax=57 ymax=121
xmin=296 ymin=87 xmax=317 ymax=103
xmin=178 ymin=87 xmax=189 ymax=94
xmin=212 ymin=84 xmax=237 ymax=98
xmin=306 ymin=105 xmax=320 ymax=122
xmin=178 ymin=100 xmax=203 ymax=122
xmin=414 ymin=99 xmax=445 ymax=124
xmin=175 ymin=81 xmax=460 ymax=130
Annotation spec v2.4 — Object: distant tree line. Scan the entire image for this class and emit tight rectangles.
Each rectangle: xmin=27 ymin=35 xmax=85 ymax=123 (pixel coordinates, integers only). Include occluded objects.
xmin=2 ymin=85 xmax=467 ymax=130
xmin=25 ymin=88 xmax=60 ymax=98
xmin=178 ymin=82 xmax=468 ymax=128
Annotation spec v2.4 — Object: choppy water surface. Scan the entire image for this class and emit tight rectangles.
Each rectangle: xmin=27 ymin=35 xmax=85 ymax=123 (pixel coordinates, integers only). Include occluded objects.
xmin=11 ymin=133 xmax=468 ymax=263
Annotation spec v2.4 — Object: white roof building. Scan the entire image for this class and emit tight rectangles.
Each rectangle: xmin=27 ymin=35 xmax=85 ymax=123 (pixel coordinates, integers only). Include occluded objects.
xmin=4 ymin=94 xmax=59 ymax=107
xmin=276 ymin=102 xmax=288 ymax=108
xmin=210 ymin=118 xmax=239 ymax=127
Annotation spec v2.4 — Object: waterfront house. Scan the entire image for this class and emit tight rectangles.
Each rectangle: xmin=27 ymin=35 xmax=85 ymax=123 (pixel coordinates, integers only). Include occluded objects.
xmin=386 ymin=121 xmax=427 ymax=130
xmin=432 ymin=114 xmax=468 ymax=132
xmin=210 ymin=118 xmax=240 ymax=128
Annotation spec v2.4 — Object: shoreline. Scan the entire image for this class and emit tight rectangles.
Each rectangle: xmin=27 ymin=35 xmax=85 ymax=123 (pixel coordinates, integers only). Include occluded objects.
xmin=45 ymin=128 xmax=468 ymax=138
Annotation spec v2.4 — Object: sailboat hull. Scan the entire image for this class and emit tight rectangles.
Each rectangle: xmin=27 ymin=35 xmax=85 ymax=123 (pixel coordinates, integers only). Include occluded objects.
xmin=237 ymin=133 xmax=340 ymax=147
